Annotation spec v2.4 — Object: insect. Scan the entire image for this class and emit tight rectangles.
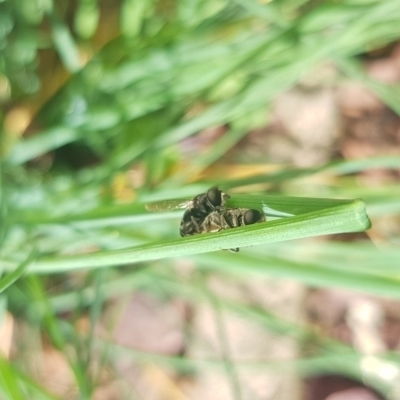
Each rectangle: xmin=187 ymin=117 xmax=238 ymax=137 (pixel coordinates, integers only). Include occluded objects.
xmin=179 ymin=187 xmax=230 ymax=237
xmin=200 ymin=208 xmax=265 ymax=233
xmin=145 ymin=187 xmax=229 ymax=214
xmin=198 ymin=208 xmax=265 ymax=251
xmin=146 ymin=187 xmax=266 ymax=251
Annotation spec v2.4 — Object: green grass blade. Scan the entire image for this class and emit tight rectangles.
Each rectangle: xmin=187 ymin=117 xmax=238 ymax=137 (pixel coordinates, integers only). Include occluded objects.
xmin=0 ymin=162 xmax=7 ymax=247
xmin=14 ymin=193 xmax=354 ymax=225
xmin=0 ymin=356 xmax=25 ymax=400
xmin=163 ymin=126 xmax=251 ymax=185
xmin=196 ymin=250 xmax=400 ymax=299
xmin=326 ymin=185 xmax=400 ymax=217
xmin=0 ymin=362 xmax=62 ymax=400
xmin=0 ymin=250 xmax=35 ymax=293
xmin=47 ymin=11 xmax=81 ymax=72
xmin=252 ymin=241 xmax=400 ymax=276
xmin=337 ymin=58 xmax=400 ymax=115
xmin=11 ymin=198 xmax=370 ymax=274
xmin=218 ymin=156 xmax=400 ymax=189
xmin=6 ymin=127 xmax=79 ymax=166
xmin=226 ymin=194 xmax=354 ymax=216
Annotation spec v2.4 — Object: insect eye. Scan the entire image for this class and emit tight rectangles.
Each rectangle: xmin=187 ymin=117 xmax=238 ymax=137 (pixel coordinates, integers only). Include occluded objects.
xmin=207 ymin=188 xmax=222 ymax=207
xmin=244 ymin=209 xmax=262 ymax=225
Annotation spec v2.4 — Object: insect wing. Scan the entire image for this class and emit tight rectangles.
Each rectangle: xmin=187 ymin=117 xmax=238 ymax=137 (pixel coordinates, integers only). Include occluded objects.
xmin=145 ymin=199 xmax=192 ymax=212
xmin=199 ymin=212 xmax=223 ymax=233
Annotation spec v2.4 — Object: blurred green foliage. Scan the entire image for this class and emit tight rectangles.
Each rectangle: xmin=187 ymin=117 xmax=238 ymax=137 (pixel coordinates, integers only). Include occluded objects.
xmin=1 ymin=0 xmax=400 ymax=398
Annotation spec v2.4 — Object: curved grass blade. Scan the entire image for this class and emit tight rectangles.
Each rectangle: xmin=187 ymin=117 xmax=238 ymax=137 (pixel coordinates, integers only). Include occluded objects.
xmin=226 ymin=194 xmax=353 ymax=217
xmin=13 ymin=193 xmax=354 ymax=225
xmin=11 ymin=198 xmax=370 ymax=274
